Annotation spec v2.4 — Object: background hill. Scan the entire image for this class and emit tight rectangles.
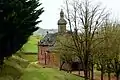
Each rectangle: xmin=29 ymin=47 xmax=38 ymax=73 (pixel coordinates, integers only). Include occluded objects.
xmin=34 ymin=27 xmax=58 ymax=36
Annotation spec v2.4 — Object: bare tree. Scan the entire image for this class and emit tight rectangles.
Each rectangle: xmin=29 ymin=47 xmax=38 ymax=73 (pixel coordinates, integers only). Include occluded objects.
xmin=64 ymin=0 xmax=108 ymax=79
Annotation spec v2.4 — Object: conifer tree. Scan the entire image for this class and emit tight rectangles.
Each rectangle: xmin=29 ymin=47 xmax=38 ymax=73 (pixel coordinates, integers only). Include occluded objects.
xmin=0 ymin=0 xmax=44 ymax=65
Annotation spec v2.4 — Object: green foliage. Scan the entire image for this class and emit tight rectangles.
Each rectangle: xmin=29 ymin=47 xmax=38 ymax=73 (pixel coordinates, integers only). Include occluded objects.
xmin=0 ymin=0 xmax=44 ymax=64
xmin=93 ymin=22 xmax=120 ymax=77
xmin=55 ymin=34 xmax=76 ymax=62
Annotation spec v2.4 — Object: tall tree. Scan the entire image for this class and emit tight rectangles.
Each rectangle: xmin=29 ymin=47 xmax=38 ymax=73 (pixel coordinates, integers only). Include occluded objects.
xmin=0 ymin=0 xmax=44 ymax=65
xmin=64 ymin=0 xmax=108 ymax=79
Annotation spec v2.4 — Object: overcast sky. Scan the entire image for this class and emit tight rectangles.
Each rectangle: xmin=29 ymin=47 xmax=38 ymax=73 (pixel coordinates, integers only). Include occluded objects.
xmin=38 ymin=0 xmax=120 ymax=29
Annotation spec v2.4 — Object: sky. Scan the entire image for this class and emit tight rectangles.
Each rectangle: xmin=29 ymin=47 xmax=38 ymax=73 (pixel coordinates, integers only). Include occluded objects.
xmin=38 ymin=0 xmax=120 ymax=29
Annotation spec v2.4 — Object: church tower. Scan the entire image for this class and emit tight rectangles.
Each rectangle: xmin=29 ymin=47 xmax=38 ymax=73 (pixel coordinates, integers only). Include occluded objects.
xmin=58 ymin=9 xmax=67 ymax=33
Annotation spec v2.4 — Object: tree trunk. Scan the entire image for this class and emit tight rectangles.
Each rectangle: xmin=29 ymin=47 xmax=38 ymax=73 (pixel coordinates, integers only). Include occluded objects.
xmin=101 ymin=67 xmax=104 ymax=80
xmin=84 ymin=53 xmax=89 ymax=80
xmin=78 ymin=70 xmax=80 ymax=76
xmin=84 ymin=69 xmax=88 ymax=80
xmin=116 ymin=73 xmax=119 ymax=80
xmin=68 ymin=63 xmax=72 ymax=73
xmin=101 ymin=71 xmax=104 ymax=80
xmin=108 ymin=73 xmax=111 ymax=80
xmin=59 ymin=61 xmax=65 ymax=70
xmin=115 ymin=58 xmax=119 ymax=80
xmin=84 ymin=63 xmax=89 ymax=80
xmin=91 ymin=63 xmax=94 ymax=80
xmin=88 ymin=69 xmax=90 ymax=79
xmin=78 ymin=63 xmax=80 ymax=76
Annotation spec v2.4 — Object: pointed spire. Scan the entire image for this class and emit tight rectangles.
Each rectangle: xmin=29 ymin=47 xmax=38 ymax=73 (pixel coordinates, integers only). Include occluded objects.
xmin=60 ymin=9 xmax=64 ymax=18
xmin=58 ymin=9 xmax=67 ymax=25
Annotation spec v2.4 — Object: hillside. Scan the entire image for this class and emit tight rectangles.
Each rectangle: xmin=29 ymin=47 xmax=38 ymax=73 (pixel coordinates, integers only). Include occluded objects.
xmin=34 ymin=27 xmax=58 ymax=36
xmin=20 ymin=67 xmax=84 ymax=80
xmin=0 ymin=56 xmax=29 ymax=80
xmin=0 ymin=56 xmax=84 ymax=80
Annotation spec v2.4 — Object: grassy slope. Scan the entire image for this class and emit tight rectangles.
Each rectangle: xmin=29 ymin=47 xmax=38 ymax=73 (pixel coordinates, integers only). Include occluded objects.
xmin=0 ymin=56 xmax=29 ymax=80
xmin=22 ymin=35 xmax=42 ymax=53
xmin=0 ymin=56 xmax=84 ymax=80
xmin=21 ymin=67 xmax=84 ymax=80
xmin=21 ymin=54 xmax=38 ymax=62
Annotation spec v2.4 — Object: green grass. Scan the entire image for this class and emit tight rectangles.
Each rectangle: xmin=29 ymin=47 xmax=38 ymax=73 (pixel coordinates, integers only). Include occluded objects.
xmin=21 ymin=54 xmax=37 ymax=62
xmin=0 ymin=55 xmax=83 ymax=80
xmin=20 ymin=67 xmax=84 ymax=80
xmin=0 ymin=56 xmax=29 ymax=80
xmin=22 ymin=35 xmax=42 ymax=53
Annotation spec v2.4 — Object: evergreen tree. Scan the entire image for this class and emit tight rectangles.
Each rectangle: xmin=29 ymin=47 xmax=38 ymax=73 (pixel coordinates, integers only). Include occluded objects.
xmin=0 ymin=0 xmax=44 ymax=65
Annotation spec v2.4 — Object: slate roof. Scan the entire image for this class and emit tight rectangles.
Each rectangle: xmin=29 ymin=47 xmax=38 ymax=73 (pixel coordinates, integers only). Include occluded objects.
xmin=39 ymin=33 xmax=57 ymax=46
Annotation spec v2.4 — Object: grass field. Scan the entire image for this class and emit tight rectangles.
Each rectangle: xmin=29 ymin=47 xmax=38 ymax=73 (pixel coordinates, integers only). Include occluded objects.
xmin=21 ymin=54 xmax=38 ymax=62
xmin=20 ymin=66 xmax=84 ymax=80
xmin=16 ymin=35 xmax=42 ymax=62
xmin=22 ymin=35 xmax=42 ymax=53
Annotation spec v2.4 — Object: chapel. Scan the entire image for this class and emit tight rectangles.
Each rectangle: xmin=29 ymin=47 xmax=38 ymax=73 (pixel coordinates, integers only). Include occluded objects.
xmin=38 ymin=9 xmax=67 ymax=66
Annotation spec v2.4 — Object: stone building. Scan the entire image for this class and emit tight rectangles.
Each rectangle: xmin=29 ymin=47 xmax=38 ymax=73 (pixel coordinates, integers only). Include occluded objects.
xmin=38 ymin=9 xmax=67 ymax=66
